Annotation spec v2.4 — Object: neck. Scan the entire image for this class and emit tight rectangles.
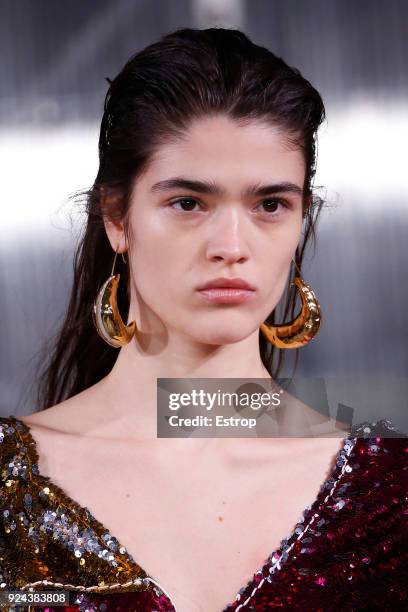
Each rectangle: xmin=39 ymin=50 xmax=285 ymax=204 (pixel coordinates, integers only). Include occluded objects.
xmin=95 ymin=328 xmax=271 ymax=440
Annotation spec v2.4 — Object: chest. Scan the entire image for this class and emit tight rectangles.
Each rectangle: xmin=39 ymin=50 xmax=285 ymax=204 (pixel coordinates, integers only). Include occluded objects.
xmin=38 ymin=437 xmax=342 ymax=612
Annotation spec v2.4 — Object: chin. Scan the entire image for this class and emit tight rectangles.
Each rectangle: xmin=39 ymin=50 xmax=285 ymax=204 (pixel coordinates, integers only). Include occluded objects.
xmin=196 ymin=328 xmax=254 ymax=346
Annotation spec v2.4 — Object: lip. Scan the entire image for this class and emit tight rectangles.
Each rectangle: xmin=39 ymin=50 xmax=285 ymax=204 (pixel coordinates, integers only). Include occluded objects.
xmin=197 ymin=287 xmax=256 ymax=304
xmin=196 ymin=278 xmax=256 ymax=304
xmin=197 ymin=277 xmax=256 ymax=291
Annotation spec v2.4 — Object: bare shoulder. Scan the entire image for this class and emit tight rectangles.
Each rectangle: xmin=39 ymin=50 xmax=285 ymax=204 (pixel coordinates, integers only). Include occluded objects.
xmin=20 ymin=378 xmax=108 ymax=436
xmin=277 ymin=386 xmax=350 ymax=437
xmin=16 ymin=379 xmax=115 ymax=480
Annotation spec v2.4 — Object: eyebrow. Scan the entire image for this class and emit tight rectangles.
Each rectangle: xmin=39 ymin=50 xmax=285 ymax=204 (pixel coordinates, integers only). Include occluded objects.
xmin=150 ymin=177 xmax=303 ymax=197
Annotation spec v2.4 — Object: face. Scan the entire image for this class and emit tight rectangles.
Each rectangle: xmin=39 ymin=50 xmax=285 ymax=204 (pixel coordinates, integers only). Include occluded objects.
xmin=108 ymin=114 xmax=306 ymax=346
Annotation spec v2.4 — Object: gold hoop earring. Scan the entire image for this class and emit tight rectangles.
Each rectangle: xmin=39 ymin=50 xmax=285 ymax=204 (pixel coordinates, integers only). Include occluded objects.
xmin=92 ymin=245 xmax=136 ymax=348
xmin=260 ymin=263 xmax=322 ymax=349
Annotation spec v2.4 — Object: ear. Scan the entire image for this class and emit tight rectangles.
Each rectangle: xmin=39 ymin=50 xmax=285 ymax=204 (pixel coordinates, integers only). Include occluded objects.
xmin=100 ymin=186 xmax=127 ymax=253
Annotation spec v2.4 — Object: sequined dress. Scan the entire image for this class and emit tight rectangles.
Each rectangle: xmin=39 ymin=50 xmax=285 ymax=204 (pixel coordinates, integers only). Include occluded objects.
xmin=0 ymin=415 xmax=407 ymax=612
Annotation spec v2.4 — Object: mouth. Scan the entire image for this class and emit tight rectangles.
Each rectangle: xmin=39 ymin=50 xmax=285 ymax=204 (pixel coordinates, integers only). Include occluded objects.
xmin=197 ymin=277 xmax=256 ymax=291
xmin=197 ymin=287 xmax=256 ymax=304
xmin=196 ymin=277 xmax=257 ymax=304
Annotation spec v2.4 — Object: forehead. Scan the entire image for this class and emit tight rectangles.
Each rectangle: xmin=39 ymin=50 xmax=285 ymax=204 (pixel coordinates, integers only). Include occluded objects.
xmin=140 ymin=114 xmax=305 ymax=191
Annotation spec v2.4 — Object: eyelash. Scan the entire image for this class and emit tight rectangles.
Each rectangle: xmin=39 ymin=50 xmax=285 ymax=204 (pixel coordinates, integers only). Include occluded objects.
xmin=168 ymin=197 xmax=289 ymax=217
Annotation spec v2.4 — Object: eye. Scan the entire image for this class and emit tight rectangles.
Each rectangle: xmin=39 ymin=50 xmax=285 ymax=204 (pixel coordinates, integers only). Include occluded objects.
xmin=168 ymin=197 xmax=288 ymax=215
xmin=256 ymin=198 xmax=288 ymax=215
xmin=169 ymin=198 xmax=201 ymax=212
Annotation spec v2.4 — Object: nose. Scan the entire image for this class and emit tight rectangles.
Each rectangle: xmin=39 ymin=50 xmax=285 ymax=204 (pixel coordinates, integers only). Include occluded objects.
xmin=205 ymin=208 xmax=250 ymax=265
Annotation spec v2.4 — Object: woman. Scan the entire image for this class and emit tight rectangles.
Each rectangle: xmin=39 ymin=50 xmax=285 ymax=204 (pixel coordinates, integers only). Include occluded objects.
xmin=0 ymin=27 xmax=406 ymax=612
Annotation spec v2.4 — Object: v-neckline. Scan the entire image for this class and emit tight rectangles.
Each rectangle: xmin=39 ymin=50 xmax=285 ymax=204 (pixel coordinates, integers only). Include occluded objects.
xmin=10 ymin=415 xmax=357 ymax=612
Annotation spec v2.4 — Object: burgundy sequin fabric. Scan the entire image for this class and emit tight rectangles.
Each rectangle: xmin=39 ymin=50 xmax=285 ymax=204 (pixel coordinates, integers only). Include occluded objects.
xmin=0 ymin=415 xmax=407 ymax=611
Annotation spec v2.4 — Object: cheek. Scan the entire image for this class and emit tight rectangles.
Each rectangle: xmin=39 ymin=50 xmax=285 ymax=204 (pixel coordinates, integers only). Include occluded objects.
xmin=129 ymin=226 xmax=184 ymax=304
xmin=260 ymin=220 xmax=302 ymax=303
xmin=129 ymin=209 xmax=168 ymax=263
xmin=267 ymin=217 xmax=302 ymax=262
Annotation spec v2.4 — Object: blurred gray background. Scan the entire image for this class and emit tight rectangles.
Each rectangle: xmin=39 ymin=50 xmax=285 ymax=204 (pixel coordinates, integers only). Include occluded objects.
xmin=1 ymin=0 xmax=407 ymax=425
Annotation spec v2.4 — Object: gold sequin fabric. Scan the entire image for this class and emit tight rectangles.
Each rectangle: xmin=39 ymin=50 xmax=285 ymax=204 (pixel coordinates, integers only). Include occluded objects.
xmin=0 ymin=415 xmax=175 ymax=611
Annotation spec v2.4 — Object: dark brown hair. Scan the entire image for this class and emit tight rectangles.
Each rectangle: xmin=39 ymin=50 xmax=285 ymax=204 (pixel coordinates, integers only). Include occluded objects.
xmin=35 ymin=27 xmax=326 ymax=411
